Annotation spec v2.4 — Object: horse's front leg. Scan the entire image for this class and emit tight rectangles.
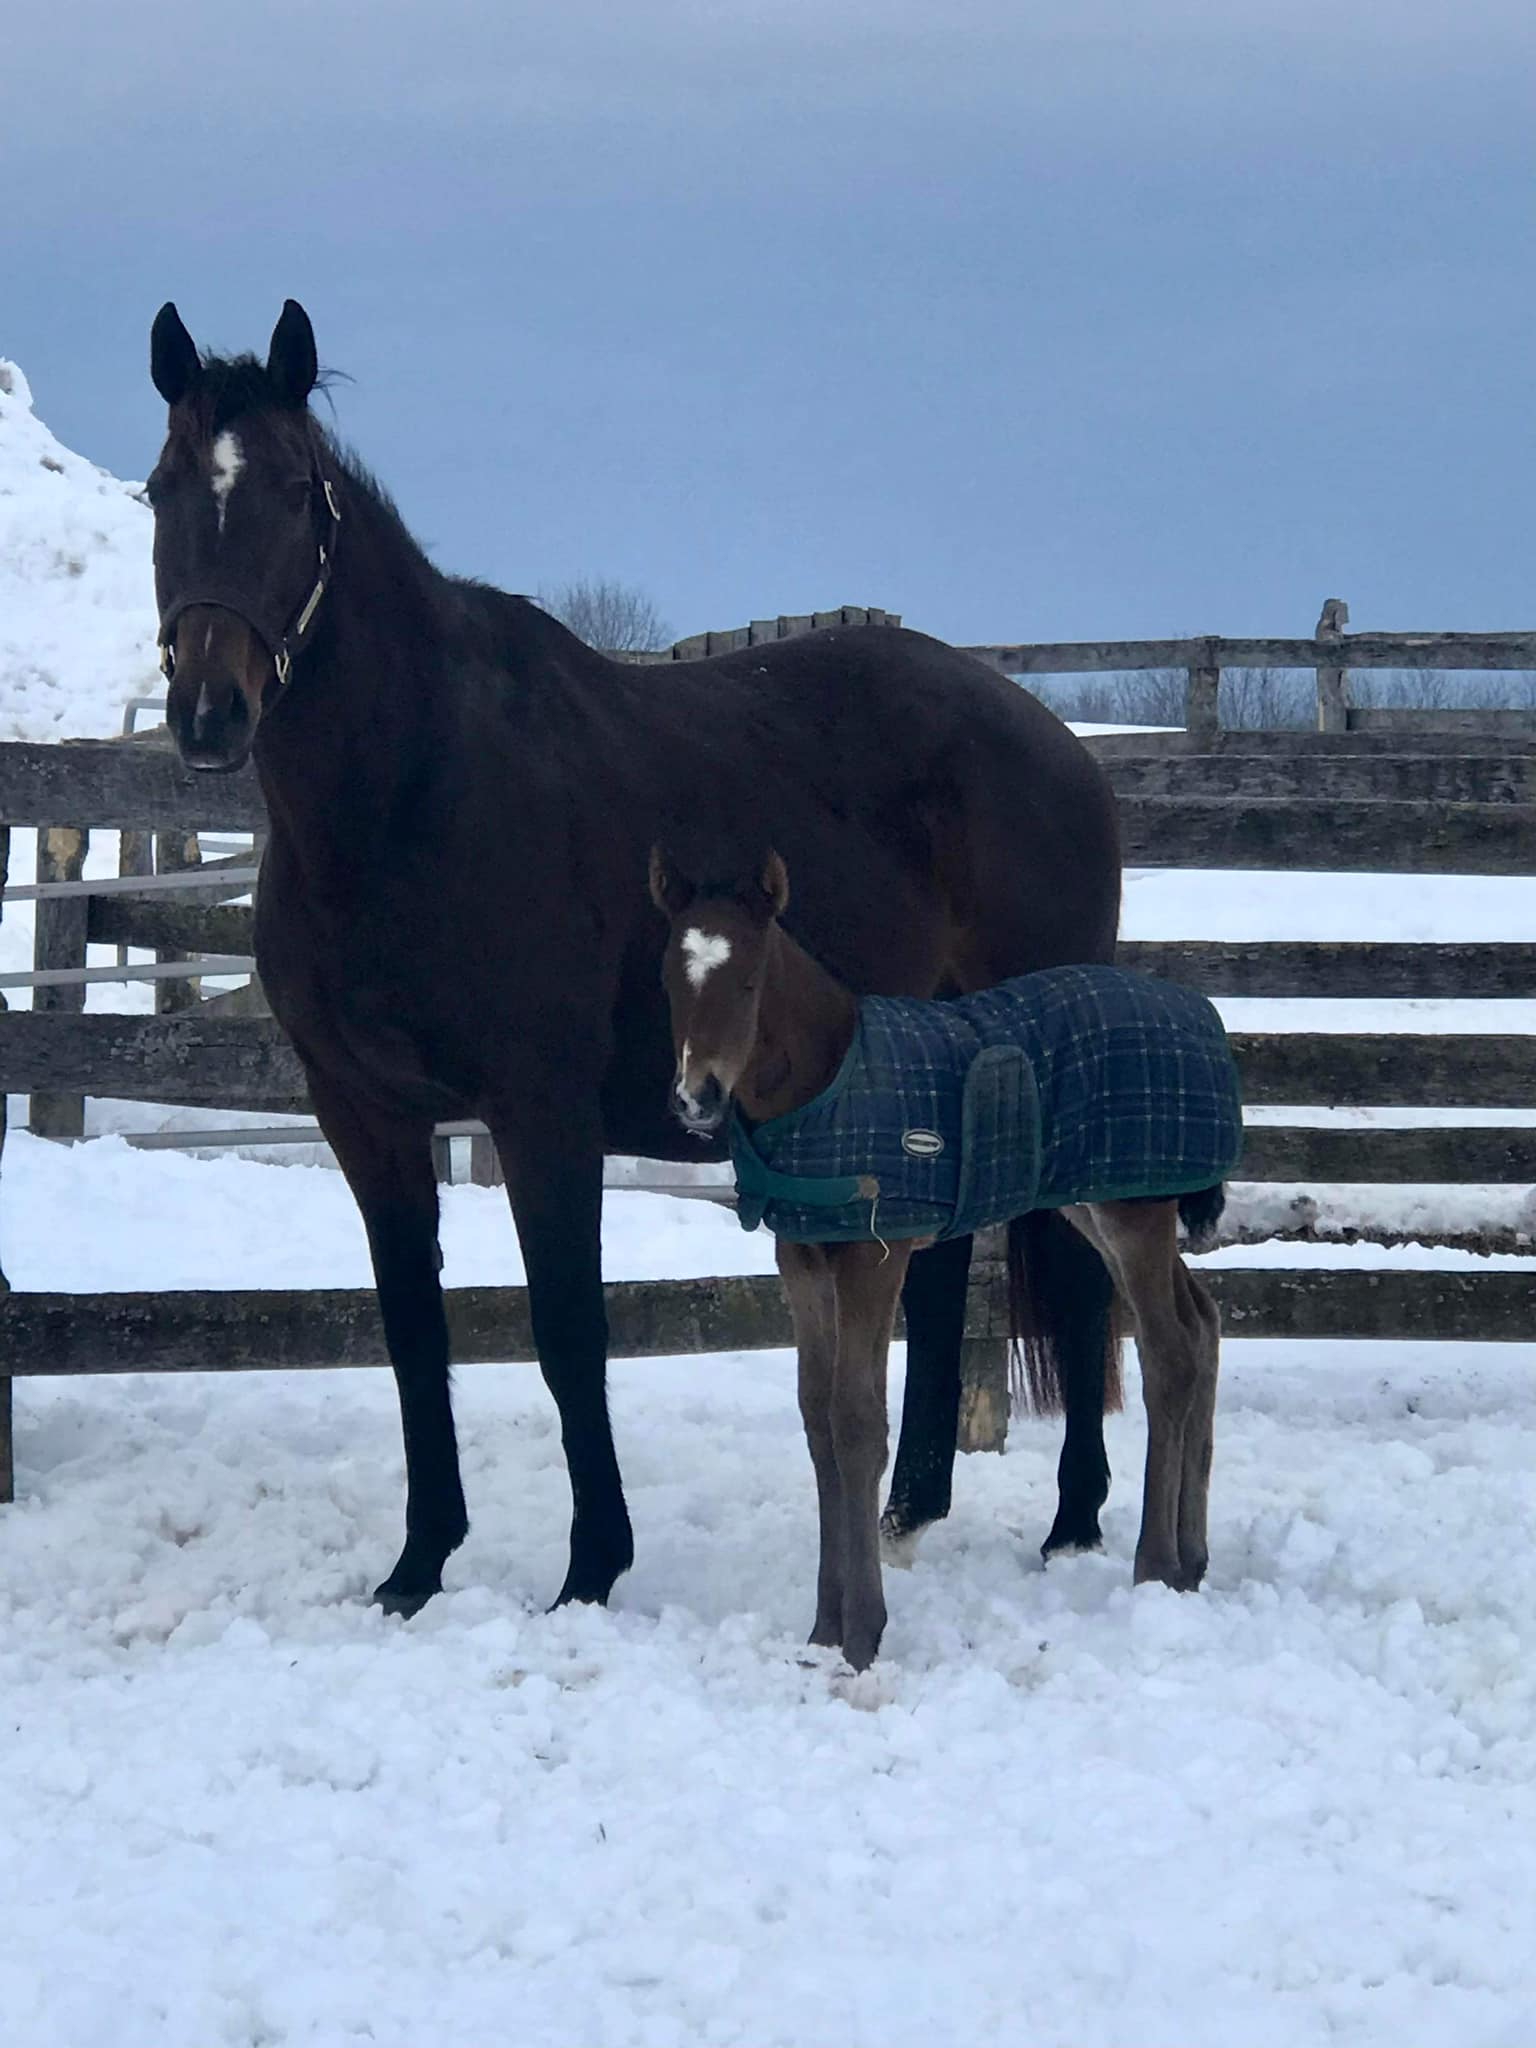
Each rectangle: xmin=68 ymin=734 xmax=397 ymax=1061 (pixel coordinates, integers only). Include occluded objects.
xmin=830 ymin=1240 xmax=913 ymax=1671
xmin=776 ymin=1240 xmax=842 ymax=1648
xmin=311 ymin=1082 xmax=466 ymax=1614
xmin=484 ymin=1093 xmax=633 ymax=1608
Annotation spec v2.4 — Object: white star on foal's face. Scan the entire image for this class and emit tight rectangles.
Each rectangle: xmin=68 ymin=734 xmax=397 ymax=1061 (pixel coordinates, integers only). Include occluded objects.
xmin=681 ymin=927 xmax=732 ymax=989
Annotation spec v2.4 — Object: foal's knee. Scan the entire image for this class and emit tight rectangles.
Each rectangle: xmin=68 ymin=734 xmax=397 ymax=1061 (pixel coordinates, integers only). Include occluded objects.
xmin=831 ymin=1388 xmax=889 ymax=1476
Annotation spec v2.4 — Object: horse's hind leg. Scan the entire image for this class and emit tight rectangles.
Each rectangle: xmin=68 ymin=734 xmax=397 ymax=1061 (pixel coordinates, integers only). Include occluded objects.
xmin=830 ymin=1240 xmax=912 ymax=1670
xmin=1076 ymin=1200 xmax=1214 ymax=1592
xmin=311 ymin=1082 xmax=467 ymax=1615
xmin=883 ymin=1234 xmax=969 ymax=1554
xmin=484 ymin=1091 xmax=633 ymax=1607
xmin=778 ymin=1243 xmax=845 ymax=1647
xmin=1023 ymin=1211 xmax=1117 ymax=1558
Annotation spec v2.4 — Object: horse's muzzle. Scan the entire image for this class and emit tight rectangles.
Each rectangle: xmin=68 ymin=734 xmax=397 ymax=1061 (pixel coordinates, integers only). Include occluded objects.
xmin=169 ymin=671 xmax=253 ymax=772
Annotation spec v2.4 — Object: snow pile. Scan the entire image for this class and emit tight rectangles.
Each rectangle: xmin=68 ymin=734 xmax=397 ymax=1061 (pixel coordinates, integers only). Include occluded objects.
xmin=0 ymin=358 xmax=159 ymax=739
xmin=4 ymin=1131 xmax=1536 ymax=2047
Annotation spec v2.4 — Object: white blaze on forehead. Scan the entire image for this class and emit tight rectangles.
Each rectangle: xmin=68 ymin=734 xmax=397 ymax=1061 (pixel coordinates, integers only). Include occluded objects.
xmin=681 ymin=927 xmax=732 ymax=989
xmin=210 ymin=430 xmax=245 ymax=532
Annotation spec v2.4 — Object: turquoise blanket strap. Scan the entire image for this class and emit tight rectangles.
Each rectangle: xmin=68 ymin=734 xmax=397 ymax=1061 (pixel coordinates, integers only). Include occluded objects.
xmin=730 ymin=1113 xmax=870 ymax=1232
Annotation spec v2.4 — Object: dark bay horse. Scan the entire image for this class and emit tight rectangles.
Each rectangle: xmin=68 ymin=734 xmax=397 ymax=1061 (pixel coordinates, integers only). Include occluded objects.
xmin=651 ymin=844 xmax=1230 ymax=1669
xmin=146 ymin=299 xmax=1122 ymax=1615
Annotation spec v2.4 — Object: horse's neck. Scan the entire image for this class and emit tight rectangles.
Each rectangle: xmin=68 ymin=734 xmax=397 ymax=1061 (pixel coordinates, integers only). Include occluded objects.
xmin=737 ymin=927 xmax=858 ymax=1122
xmin=252 ymin=488 xmax=448 ymax=868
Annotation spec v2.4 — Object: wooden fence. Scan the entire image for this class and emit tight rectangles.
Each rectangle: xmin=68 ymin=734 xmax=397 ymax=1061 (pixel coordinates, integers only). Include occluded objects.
xmin=650 ymin=597 xmax=1536 ymax=736
xmin=2 ymin=614 xmax=1533 ymax=1504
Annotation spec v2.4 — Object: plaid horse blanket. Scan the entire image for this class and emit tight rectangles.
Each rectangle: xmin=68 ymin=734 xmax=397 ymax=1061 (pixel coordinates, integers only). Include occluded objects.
xmin=730 ymin=963 xmax=1243 ymax=1243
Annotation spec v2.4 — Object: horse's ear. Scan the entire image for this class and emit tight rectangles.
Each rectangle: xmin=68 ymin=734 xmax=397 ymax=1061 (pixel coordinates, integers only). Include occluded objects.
xmin=760 ymin=851 xmax=789 ymax=918
xmin=649 ymin=846 xmax=694 ymax=917
xmin=151 ymin=303 xmax=201 ymax=406
xmin=266 ymin=299 xmax=318 ymax=408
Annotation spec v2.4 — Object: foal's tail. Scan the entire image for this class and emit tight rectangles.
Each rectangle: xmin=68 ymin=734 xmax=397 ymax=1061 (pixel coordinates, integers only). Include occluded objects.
xmin=1004 ymin=1211 xmax=1123 ymax=1418
xmin=1178 ymin=1183 xmax=1227 ymax=1253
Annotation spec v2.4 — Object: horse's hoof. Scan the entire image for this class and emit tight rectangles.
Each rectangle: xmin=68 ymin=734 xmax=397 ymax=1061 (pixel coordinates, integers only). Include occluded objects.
xmin=549 ymin=1556 xmax=631 ymax=1610
xmin=1042 ymin=1517 xmax=1103 ymax=1562
xmin=372 ymin=1578 xmax=439 ymax=1618
xmin=880 ymin=1521 xmax=924 ymax=1571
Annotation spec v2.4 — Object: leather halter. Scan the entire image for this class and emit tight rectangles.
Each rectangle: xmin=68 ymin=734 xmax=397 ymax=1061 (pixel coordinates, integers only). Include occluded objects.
xmin=157 ymin=449 xmax=342 ymax=700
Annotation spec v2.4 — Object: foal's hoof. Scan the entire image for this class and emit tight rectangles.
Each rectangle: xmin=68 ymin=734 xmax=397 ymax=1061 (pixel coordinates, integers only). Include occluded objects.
xmin=1133 ymin=1555 xmax=1206 ymax=1594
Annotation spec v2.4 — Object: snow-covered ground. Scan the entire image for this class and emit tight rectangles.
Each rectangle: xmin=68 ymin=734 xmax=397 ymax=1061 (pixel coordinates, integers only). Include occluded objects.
xmin=4 ymin=361 xmax=1536 ymax=2047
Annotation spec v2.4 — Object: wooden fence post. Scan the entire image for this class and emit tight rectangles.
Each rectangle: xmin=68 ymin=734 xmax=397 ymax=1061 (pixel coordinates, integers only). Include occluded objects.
xmin=957 ymin=1230 xmax=1009 ymax=1452
xmin=957 ymin=1335 xmax=1010 ymax=1453
xmin=468 ymin=1133 xmax=504 ymax=1186
xmin=31 ymin=826 xmax=90 ymax=1139
xmin=153 ymin=831 xmax=203 ymax=1012
xmin=117 ymin=827 xmax=152 ymax=965
xmin=1315 ymin=597 xmax=1350 ymax=732
xmin=1186 ymin=639 xmax=1220 ymax=734
xmin=1 ymin=820 xmax=10 ymax=1503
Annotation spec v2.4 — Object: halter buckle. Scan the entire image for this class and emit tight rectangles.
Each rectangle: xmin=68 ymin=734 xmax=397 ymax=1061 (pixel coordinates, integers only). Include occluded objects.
xmin=323 ymin=479 xmax=342 ymax=523
xmin=159 ymin=642 xmax=175 ymax=681
xmin=275 ymin=645 xmax=292 ymax=689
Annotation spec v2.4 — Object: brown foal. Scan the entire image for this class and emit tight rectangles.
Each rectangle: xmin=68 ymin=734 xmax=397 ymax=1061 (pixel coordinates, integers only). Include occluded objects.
xmin=651 ymin=846 xmax=1222 ymax=1671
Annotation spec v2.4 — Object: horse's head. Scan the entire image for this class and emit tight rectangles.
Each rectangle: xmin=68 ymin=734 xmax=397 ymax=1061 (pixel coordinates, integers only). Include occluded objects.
xmin=147 ymin=299 xmax=340 ymax=771
xmin=649 ymin=843 xmax=789 ymax=1138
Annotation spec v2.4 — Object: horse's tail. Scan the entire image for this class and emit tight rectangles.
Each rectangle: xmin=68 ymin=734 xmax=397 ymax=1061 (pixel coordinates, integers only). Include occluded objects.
xmin=1178 ymin=1183 xmax=1227 ymax=1253
xmin=1005 ymin=1210 xmax=1123 ymax=1418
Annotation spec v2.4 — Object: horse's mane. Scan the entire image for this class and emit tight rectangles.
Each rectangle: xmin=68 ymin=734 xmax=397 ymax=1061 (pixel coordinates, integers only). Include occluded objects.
xmin=181 ymin=351 xmax=425 ymax=566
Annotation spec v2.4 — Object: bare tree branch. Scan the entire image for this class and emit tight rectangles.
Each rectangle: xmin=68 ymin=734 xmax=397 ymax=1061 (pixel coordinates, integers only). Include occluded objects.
xmin=540 ymin=578 xmax=673 ymax=654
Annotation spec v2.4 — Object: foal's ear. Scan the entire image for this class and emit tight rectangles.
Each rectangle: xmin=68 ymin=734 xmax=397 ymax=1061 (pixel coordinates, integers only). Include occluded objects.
xmin=151 ymin=303 xmax=201 ymax=406
xmin=266 ymin=299 xmax=319 ymax=408
xmin=759 ymin=850 xmax=789 ymax=918
xmin=648 ymin=845 xmax=694 ymax=917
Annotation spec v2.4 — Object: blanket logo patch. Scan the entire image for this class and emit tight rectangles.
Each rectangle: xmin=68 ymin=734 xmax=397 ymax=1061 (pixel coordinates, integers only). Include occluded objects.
xmin=900 ymin=1128 xmax=946 ymax=1159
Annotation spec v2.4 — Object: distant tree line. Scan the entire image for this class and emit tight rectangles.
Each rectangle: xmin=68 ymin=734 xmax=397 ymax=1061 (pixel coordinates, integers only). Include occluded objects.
xmin=1030 ymin=666 xmax=1536 ymax=729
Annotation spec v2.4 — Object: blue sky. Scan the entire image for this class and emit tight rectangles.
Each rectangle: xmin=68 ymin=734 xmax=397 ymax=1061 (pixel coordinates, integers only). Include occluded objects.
xmin=5 ymin=1 xmax=1534 ymax=646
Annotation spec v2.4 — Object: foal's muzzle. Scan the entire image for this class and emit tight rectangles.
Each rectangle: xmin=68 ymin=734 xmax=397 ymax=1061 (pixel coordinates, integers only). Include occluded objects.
xmin=673 ymin=1072 xmax=726 ymax=1138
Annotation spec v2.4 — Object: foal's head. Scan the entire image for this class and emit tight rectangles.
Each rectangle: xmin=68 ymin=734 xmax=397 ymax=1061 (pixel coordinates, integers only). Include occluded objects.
xmin=649 ymin=845 xmax=789 ymax=1138
xmin=147 ymin=299 xmax=338 ymax=771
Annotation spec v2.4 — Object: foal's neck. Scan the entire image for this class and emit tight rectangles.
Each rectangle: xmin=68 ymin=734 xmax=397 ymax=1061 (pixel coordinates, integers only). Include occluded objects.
xmin=735 ymin=925 xmax=858 ymax=1124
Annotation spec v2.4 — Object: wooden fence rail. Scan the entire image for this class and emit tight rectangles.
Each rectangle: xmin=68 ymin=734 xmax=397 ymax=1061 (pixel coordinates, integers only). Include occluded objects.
xmin=5 ymin=1268 xmax=1533 ymax=1380
xmin=3 ymin=1013 xmax=1532 ymax=1112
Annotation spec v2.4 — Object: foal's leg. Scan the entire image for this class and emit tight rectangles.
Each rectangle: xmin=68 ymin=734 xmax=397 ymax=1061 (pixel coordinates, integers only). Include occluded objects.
xmin=1072 ymin=1201 xmax=1213 ymax=1591
xmin=883 ymin=1234 xmax=969 ymax=1549
xmin=776 ymin=1242 xmax=843 ymax=1647
xmin=1174 ymin=1260 xmax=1222 ymax=1587
xmin=311 ymin=1082 xmax=466 ymax=1614
xmin=483 ymin=1092 xmax=633 ymax=1607
xmin=830 ymin=1240 xmax=913 ymax=1670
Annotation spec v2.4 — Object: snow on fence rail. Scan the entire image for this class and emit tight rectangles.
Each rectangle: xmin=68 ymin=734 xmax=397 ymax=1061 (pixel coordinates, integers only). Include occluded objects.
xmin=1 ymin=652 xmax=1534 ymax=1505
